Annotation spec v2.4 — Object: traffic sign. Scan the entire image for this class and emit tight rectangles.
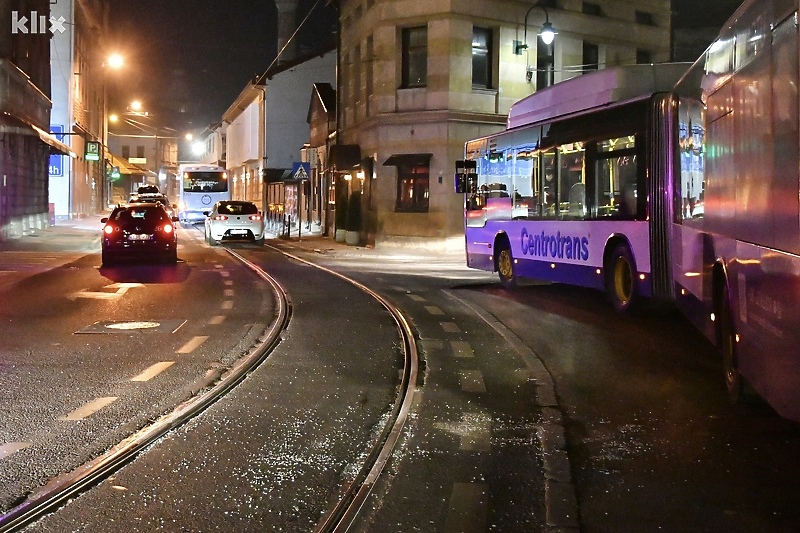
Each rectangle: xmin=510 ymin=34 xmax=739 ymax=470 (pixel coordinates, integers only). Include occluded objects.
xmin=291 ymin=162 xmax=310 ymax=181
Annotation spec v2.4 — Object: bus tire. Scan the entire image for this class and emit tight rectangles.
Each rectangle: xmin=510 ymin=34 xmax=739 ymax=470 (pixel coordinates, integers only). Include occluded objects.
xmin=606 ymin=243 xmax=638 ymax=313
xmin=717 ymin=283 xmax=744 ymax=404
xmin=496 ymin=239 xmax=516 ymax=289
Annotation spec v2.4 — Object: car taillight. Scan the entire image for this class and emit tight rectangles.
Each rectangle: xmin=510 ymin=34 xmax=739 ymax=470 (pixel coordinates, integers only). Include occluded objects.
xmin=162 ymin=224 xmax=173 ymax=234
xmin=249 ymin=214 xmax=262 ymax=221
xmin=214 ymin=215 xmax=228 ymax=221
xmin=103 ymin=225 xmax=117 ymax=235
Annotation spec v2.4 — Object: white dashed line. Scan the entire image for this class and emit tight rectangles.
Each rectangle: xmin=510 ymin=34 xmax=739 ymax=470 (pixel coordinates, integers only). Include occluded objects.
xmin=60 ymin=397 xmax=118 ymax=421
xmin=130 ymin=361 xmax=175 ymax=382
xmin=425 ymin=305 xmax=444 ymax=315
xmin=408 ymin=294 xmax=426 ymax=302
xmin=450 ymin=340 xmax=474 ymax=358
xmin=176 ymin=336 xmax=209 ymax=354
xmin=440 ymin=322 xmax=462 ymax=333
xmin=224 ymin=289 xmax=234 ymax=297
xmin=221 ymin=300 xmax=233 ymax=310
xmin=460 ymin=370 xmax=486 ymax=393
xmin=208 ymin=315 xmax=226 ymax=325
xmin=0 ymin=442 xmax=30 ymax=460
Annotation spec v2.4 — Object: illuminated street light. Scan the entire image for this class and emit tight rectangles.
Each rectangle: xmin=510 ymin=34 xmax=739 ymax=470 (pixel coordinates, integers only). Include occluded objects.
xmin=191 ymin=141 xmax=204 ymax=156
xmin=109 ymin=114 xmax=118 ymax=123
xmin=185 ymin=133 xmax=194 ymax=141
xmin=130 ymin=100 xmax=142 ymax=111
xmin=107 ymin=53 xmax=124 ymax=69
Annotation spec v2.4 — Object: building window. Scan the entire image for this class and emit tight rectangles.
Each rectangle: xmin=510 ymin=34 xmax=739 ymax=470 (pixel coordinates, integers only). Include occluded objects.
xmin=536 ymin=37 xmax=554 ymax=89
xmin=121 ymin=145 xmax=130 ymax=159
xmin=636 ymin=49 xmax=652 ymax=64
xmin=136 ymin=145 xmax=145 ymax=158
xmin=396 ymin=163 xmax=429 ymax=212
xmin=583 ymin=42 xmax=599 ymax=72
xmin=402 ymin=26 xmax=427 ymax=88
xmin=635 ymin=11 xmax=655 ymax=26
xmin=472 ymin=27 xmax=492 ymax=89
xmin=582 ymin=2 xmax=602 ymax=16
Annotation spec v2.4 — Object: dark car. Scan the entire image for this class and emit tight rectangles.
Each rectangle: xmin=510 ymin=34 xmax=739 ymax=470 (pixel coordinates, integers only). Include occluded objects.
xmin=101 ymin=203 xmax=179 ymax=265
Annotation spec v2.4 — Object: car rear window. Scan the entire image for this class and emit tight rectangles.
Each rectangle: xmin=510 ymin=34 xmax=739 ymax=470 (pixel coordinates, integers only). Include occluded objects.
xmin=114 ymin=206 xmax=167 ymax=223
xmin=219 ymin=202 xmax=258 ymax=215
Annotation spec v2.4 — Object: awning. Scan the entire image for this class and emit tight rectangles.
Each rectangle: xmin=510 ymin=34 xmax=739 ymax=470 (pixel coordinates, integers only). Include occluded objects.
xmin=263 ymin=168 xmax=292 ymax=183
xmin=107 ymin=151 xmax=149 ymax=175
xmin=30 ymin=124 xmax=76 ymax=158
xmin=0 ymin=113 xmax=76 ymax=158
xmin=328 ymin=144 xmax=361 ymax=171
xmin=382 ymin=153 xmax=433 ymax=167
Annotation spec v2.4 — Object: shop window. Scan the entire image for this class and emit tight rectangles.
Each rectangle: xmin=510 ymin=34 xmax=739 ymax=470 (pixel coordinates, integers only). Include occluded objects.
xmin=396 ymin=163 xmax=429 ymax=212
xmin=472 ymin=27 xmax=493 ymax=89
xmin=402 ymin=26 xmax=428 ymax=88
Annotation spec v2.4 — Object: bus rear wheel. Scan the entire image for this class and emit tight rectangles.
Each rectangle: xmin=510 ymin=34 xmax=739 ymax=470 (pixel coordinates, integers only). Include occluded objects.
xmin=497 ymin=240 xmax=516 ymax=289
xmin=606 ymin=244 xmax=638 ymax=313
xmin=717 ymin=283 xmax=744 ymax=404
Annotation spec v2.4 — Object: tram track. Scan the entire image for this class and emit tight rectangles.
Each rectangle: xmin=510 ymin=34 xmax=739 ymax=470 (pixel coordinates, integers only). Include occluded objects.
xmin=1 ymin=244 xmax=418 ymax=532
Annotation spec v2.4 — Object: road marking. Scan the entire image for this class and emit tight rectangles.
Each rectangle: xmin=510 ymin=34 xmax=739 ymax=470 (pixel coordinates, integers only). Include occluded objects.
xmin=435 ymin=411 xmax=492 ymax=451
xmin=224 ymin=280 xmax=234 ymax=286
xmin=0 ymin=442 xmax=31 ymax=460
xmin=69 ymin=282 xmax=144 ymax=301
xmin=221 ymin=300 xmax=233 ymax=310
xmin=130 ymin=361 xmax=175 ymax=382
xmin=450 ymin=340 xmax=474 ymax=358
xmin=60 ymin=397 xmax=118 ymax=421
xmin=408 ymin=294 xmax=426 ymax=302
xmin=208 ymin=315 xmax=226 ymax=325
xmin=440 ymin=322 xmax=461 ymax=333
xmin=224 ymin=289 xmax=234 ymax=297
xmin=443 ymin=483 xmax=488 ymax=533
xmin=176 ymin=336 xmax=208 ymax=354
xmin=425 ymin=305 xmax=444 ymax=315
xmin=214 ymin=264 xmax=224 ymax=269
xmin=460 ymin=370 xmax=487 ymax=393
xmin=219 ymin=271 xmax=230 ymax=278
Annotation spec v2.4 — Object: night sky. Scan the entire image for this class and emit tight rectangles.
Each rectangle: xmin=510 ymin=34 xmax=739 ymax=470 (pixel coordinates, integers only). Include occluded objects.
xmin=108 ymin=0 xmax=337 ymax=134
xmin=107 ymin=0 xmax=744 ymax=135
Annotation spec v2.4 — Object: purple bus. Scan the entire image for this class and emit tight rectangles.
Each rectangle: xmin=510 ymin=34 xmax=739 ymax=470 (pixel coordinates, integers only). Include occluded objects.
xmin=454 ymin=0 xmax=800 ymax=422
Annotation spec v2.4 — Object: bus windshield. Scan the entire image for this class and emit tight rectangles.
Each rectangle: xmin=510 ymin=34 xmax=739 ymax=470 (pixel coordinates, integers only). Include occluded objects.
xmin=183 ymin=172 xmax=228 ymax=193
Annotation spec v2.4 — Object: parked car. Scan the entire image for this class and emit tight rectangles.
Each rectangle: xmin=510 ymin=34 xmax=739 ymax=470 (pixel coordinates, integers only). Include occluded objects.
xmin=204 ymin=201 xmax=265 ymax=246
xmin=101 ymin=203 xmax=179 ymax=265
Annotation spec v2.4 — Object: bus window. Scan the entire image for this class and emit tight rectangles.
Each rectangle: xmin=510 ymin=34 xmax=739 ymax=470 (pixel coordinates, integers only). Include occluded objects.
xmin=559 ymin=142 xmax=586 ymax=220
xmin=541 ymin=150 xmax=557 ymax=218
xmin=678 ymin=102 xmax=705 ymax=220
xmin=514 ymin=145 xmax=537 ymax=219
xmin=595 ymin=136 xmax=638 ymax=219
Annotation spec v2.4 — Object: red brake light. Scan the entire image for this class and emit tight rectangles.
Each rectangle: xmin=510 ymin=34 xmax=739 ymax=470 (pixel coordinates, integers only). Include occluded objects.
xmin=249 ymin=214 xmax=262 ymax=221
xmin=104 ymin=225 xmax=116 ymax=235
xmin=214 ymin=215 xmax=228 ymax=221
xmin=162 ymin=224 xmax=173 ymax=234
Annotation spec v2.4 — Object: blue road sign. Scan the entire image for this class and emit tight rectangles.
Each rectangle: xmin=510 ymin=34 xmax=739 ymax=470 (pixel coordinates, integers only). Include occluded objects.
xmin=49 ymin=125 xmax=65 ymax=177
xmin=291 ymin=162 xmax=311 ymax=181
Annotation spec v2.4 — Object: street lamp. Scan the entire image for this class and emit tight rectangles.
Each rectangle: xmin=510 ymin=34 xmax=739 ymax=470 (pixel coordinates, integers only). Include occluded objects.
xmin=515 ymin=4 xmax=557 ymax=54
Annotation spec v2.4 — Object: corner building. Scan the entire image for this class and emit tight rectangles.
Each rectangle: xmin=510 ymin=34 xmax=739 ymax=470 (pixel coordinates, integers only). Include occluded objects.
xmin=334 ymin=0 xmax=671 ymax=248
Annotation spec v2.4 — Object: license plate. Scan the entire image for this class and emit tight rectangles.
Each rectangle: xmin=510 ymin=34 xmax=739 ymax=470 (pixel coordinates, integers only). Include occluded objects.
xmin=230 ymin=229 xmax=247 ymax=235
xmin=129 ymin=234 xmax=151 ymax=241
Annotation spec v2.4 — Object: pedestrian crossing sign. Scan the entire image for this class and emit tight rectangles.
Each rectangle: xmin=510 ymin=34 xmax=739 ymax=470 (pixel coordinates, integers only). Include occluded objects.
xmin=291 ymin=162 xmax=310 ymax=181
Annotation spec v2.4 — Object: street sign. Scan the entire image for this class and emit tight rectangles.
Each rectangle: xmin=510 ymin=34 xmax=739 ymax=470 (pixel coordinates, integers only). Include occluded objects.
xmin=49 ymin=125 xmax=64 ymax=176
xmin=85 ymin=141 xmax=100 ymax=161
xmin=291 ymin=162 xmax=310 ymax=181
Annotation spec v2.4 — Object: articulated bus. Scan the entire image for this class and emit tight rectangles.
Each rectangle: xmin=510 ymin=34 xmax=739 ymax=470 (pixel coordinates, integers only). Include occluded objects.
xmin=454 ymin=0 xmax=800 ymax=422
xmin=177 ymin=164 xmax=230 ymax=223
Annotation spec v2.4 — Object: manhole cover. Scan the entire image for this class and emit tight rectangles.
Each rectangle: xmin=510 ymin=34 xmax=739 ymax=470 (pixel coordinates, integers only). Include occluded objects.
xmin=75 ymin=319 xmax=187 ymax=334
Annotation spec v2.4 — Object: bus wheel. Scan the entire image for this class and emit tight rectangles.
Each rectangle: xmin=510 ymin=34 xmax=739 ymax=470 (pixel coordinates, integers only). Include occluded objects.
xmin=497 ymin=240 xmax=516 ymax=289
xmin=607 ymin=244 xmax=637 ymax=313
xmin=717 ymin=283 xmax=744 ymax=404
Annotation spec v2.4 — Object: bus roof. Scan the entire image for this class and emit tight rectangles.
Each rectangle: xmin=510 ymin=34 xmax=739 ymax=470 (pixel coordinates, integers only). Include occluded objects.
xmin=178 ymin=164 xmax=226 ymax=173
xmin=506 ymin=63 xmax=690 ymax=130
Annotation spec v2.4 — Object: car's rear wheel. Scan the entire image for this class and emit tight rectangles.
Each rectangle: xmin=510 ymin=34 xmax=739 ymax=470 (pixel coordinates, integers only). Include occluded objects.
xmin=208 ymin=231 xmax=218 ymax=246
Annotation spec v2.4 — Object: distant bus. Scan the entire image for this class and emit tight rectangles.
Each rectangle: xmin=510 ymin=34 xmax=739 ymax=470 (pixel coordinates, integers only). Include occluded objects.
xmin=454 ymin=0 xmax=800 ymax=423
xmin=177 ymin=164 xmax=229 ymax=223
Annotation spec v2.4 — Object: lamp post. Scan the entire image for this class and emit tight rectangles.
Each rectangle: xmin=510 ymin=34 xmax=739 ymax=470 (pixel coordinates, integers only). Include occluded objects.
xmin=515 ymin=4 xmax=557 ymax=86
xmin=102 ymin=53 xmax=124 ymax=211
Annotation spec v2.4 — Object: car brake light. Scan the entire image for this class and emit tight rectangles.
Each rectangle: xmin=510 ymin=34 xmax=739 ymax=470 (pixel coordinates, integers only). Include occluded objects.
xmin=104 ymin=225 xmax=116 ymax=235
xmin=249 ymin=214 xmax=262 ymax=221
xmin=162 ymin=224 xmax=174 ymax=234
xmin=214 ymin=215 xmax=228 ymax=221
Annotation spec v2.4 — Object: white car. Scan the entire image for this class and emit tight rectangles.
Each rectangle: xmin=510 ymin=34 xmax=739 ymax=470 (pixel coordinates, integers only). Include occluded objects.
xmin=204 ymin=201 xmax=266 ymax=245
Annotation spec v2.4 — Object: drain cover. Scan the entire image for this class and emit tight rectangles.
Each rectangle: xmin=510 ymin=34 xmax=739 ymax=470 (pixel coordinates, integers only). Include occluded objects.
xmin=76 ymin=319 xmax=187 ymax=334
